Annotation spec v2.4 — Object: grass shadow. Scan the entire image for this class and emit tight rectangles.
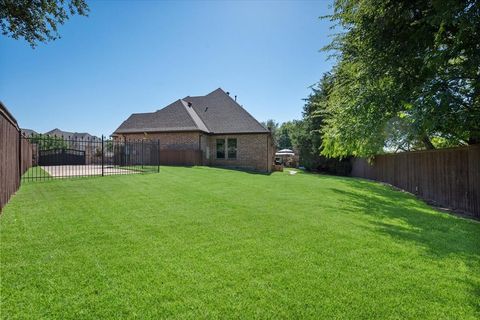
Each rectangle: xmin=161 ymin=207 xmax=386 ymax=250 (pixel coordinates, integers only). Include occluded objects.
xmin=329 ymin=179 xmax=479 ymax=258
xmin=328 ymin=178 xmax=480 ymax=312
xmin=207 ymin=165 xmax=272 ymax=176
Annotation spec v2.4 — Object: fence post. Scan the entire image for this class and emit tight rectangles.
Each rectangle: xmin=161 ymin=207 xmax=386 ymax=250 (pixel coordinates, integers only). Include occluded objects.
xmin=124 ymin=136 xmax=127 ymax=167
xmin=101 ymin=135 xmax=104 ymax=177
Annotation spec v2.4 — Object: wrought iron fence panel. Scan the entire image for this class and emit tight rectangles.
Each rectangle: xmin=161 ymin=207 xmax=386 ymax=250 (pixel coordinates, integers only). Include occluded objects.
xmin=21 ymin=134 xmax=160 ymax=181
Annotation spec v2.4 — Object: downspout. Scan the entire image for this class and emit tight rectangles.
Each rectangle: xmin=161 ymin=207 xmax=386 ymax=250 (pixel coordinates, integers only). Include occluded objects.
xmin=199 ymin=133 xmax=202 ymax=165
xmin=266 ymin=134 xmax=269 ymax=172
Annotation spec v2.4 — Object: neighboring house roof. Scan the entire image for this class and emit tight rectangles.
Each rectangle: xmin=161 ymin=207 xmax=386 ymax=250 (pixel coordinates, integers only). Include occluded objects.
xmin=45 ymin=128 xmax=101 ymax=141
xmin=21 ymin=128 xmax=38 ymax=137
xmin=114 ymin=88 xmax=269 ymax=135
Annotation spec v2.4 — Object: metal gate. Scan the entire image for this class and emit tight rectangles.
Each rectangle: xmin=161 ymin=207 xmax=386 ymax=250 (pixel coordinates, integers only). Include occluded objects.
xmin=21 ymin=135 xmax=160 ymax=181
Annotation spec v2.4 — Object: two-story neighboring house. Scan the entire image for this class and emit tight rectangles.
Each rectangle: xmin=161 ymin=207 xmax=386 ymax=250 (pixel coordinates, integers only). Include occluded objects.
xmin=113 ymin=88 xmax=274 ymax=172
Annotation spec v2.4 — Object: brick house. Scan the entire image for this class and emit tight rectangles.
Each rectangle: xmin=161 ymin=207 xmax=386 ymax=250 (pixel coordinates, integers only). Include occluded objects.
xmin=112 ymin=88 xmax=274 ymax=172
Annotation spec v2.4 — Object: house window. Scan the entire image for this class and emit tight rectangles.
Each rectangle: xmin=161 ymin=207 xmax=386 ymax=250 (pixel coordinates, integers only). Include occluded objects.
xmin=227 ymin=138 xmax=237 ymax=159
xmin=216 ymin=139 xmax=225 ymax=159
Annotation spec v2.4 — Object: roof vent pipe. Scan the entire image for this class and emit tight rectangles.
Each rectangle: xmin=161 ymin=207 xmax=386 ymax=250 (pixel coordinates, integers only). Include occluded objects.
xmin=187 ymin=101 xmax=192 ymax=107
xmin=226 ymin=91 xmax=230 ymax=96
xmin=234 ymin=95 xmax=237 ymax=101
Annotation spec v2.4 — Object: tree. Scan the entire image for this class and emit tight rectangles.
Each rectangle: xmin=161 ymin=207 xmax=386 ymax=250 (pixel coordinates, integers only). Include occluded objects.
xmin=277 ymin=122 xmax=294 ymax=150
xmin=30 ymin=134 xmax=68 ymax=150
xmin=262 ymin=120 xmax=299 ymax=150
xmin=0 ymin=0 xmax=89 ymax=48
xmin=290 ymin=74 xmax=351 ymax=174
xmin=320 ymin=0 xmax=480 ymax=157
xmin=261 ymin=119 xmax=279 ymax=147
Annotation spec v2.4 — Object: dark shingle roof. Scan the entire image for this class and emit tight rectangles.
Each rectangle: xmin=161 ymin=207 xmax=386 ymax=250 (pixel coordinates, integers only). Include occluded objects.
xmin=184 ymin=88 xmax=268 ymax=134
xmin=114 ymin=88 xmax=268 ymax=135
xmin=114 ymin=99 xmax=207 ymax=133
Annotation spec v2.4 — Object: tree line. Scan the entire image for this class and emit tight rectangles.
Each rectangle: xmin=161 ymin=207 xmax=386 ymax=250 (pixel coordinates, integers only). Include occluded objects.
xmin=265 ymin=0 xmax=479 ymax=172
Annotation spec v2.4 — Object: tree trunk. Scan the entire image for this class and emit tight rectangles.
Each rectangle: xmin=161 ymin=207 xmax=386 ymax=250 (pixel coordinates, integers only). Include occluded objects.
xmin=468 ymin=133 xmax=480 ymax=145
xmin=422 ymin=135 xmax=435 ymax=150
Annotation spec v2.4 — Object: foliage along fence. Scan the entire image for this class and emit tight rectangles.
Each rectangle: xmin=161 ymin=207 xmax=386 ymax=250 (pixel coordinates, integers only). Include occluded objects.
xmin=351 ymin=145 xmax=480 ymax=218
xmin=0 ymin=102 xmax=32 ymax=211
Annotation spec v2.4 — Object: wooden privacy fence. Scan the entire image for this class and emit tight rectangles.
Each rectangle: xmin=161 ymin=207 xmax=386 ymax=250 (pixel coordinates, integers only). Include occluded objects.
xmin=351 ymin=145 xmax=480 ymax=218
xmin=0 ymin=102 xmax=32 ymax=211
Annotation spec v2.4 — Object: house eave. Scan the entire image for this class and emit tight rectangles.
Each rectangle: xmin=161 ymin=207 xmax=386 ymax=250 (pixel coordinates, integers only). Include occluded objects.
xmin=113 ymin=128 xmax=209 ymax=135
xmin=208 ymin=131 xmax=270 ymax=135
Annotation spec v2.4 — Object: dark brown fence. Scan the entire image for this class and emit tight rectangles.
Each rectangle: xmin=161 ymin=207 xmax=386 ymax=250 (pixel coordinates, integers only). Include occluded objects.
xmin=351 ymin=145 xmax=480 ymax=218
xmin=0 ymin=102 xmax=32 ymax=211
xmin=160 ymin=149 xmax=202 ymax=166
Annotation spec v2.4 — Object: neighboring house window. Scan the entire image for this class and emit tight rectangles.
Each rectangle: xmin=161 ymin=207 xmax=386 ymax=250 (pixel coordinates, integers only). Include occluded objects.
xmin=216 ymin=139 xmax=225 ymax=159
xmin=227 ymin=138 xmax=237 ymax=159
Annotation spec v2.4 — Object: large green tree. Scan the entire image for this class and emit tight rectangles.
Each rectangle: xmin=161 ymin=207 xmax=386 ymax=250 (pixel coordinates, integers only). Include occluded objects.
xmin=0 ymin=0 xmax=89 ymax=47
xmin=277 ymin=122 xmax=296 ymax=150
xmin=321 ymin=0 xmax=480 ymax=157
xmin=291 ymin=74 xmax=351 ymax=174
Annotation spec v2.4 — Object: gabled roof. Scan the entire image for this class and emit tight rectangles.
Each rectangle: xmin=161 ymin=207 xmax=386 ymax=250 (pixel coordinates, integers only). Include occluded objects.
xmin=183 ymin=88 xmax=268 ymax=134
xmin=113 ymin=88 xmax=269 ymax=135
xmin=44 ymin=128 xmax=101 ymax=141
xmin=21 ymin=128 xmax=38 ymax=137
xmin=114 ymin=99 xmax=209 ymax=133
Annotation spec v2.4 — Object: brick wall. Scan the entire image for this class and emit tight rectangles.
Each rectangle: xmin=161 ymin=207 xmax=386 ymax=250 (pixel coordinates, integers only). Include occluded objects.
xmin=206 ymin=133 xmax=273 ymax=172
xmin=116 ymin=131 xmax=274 ymax=172
xmin=117 ymin=132 xmax=201 ymax=150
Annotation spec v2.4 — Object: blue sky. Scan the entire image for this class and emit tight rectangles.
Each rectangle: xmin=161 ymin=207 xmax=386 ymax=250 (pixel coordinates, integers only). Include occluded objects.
xmin=0 ymin=0 xmax=335 ymax=136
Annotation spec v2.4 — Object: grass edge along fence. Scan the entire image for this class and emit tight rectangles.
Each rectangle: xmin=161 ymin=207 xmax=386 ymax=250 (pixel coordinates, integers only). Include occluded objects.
xmin=0 ymin=102 xmax=32 ymax=211
xmin=351 ymin=145 xmax=480 ymax=219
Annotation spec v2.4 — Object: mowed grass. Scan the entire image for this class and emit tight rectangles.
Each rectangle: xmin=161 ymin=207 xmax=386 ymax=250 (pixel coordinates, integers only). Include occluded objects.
xmin=22 ymin=166 xmax=51 ymax=180
xmin=1 ymin=167 xmax=479 ymax=319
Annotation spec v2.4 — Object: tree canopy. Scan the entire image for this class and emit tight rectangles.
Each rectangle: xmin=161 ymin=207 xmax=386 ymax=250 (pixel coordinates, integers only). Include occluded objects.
xmin=29 ymin=134 xmax=68 ymax=150
xmin=0 ymin=0 xmax=89 ymax=47
xmin=265 ymin=74 xmax=351 ymax=174
xmin=319 ymin=0 xmax=480 ymax=157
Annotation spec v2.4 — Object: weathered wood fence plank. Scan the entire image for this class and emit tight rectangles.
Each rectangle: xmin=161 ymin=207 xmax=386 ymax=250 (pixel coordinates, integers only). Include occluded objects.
xmin=351 ymin=145 xmax=480 ymax=218
xmin=0 ymin=103 xmax=32 ymax=211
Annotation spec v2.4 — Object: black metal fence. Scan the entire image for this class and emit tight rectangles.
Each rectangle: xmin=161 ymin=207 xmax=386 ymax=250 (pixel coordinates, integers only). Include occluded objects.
xmin=21 ymin=134 xmax=160 ymax=181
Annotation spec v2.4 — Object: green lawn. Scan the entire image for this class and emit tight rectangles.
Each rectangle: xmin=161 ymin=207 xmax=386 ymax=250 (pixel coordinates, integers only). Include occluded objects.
xmin=22 ymin=166 xmax=51 ymax=181
xmin=1 ymin=167 xmax=479 ymax=319
xmin=119 ymin=164 xmax=160 ymax=173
